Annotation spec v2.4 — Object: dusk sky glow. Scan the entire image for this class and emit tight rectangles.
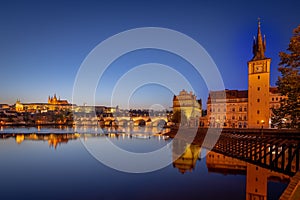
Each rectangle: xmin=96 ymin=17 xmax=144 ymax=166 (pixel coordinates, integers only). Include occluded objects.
xmin=1 ymin=0 xmax=299 ymax=109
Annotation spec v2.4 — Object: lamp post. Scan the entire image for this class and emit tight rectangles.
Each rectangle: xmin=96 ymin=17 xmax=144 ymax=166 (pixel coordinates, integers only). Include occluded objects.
xmin=261 ymin=120 xmax=265 ymax=135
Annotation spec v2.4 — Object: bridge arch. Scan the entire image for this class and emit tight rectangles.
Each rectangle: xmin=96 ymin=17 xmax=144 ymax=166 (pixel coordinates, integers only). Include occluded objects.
xmin=134 ymin=119 xmax=146 ymax=126
xmin=152 ymin=119 xmax=167 ymax=127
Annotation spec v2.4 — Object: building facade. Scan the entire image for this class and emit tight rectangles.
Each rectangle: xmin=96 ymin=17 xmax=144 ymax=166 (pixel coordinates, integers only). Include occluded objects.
xmin=207 ymin=21 xmax=285 ymax=129
xmin=48 ymin=94 xmax=69 ymax=105
xmin=15 ymin=94 xmax=72 ymax=113
xmin=207 ymin=90 xmax=248 ymax=128
xmin=173 ymin=89 xmax=202 ymax=126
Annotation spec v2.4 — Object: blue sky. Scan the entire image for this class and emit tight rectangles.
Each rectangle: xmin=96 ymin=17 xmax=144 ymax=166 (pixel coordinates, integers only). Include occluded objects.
xmin=0 ymin=0 xmax=299 ymax=109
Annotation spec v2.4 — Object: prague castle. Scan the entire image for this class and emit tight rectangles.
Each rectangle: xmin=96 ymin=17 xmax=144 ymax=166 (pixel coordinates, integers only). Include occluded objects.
xmin=15 ymin=94 xmax=72 ymax=112
xmin=48 ymin=94 xmax=69 ymax=105
xmin=207 ymin=21 xmax=285 ymax=129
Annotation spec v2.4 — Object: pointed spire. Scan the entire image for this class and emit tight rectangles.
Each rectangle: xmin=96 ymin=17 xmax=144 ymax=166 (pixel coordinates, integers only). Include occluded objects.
xmin=252 ymin=18 xmax=266 ymax=60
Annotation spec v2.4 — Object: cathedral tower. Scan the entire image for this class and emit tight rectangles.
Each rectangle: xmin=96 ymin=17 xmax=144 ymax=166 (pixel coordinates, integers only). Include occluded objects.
xmin=247 ymin=19 xmax=271 ymax=128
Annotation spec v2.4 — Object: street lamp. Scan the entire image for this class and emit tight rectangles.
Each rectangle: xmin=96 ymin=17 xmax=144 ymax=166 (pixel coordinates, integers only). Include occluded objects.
xmin=261 ymin=120 xmax=265 ymax=135
xmin=261 ymin=120 xmax=265 ymax=128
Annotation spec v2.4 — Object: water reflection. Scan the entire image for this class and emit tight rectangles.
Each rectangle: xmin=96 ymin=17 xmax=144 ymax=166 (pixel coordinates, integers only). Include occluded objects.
xmin=0 ymin=126 xmax=170 ymax=150
xmin=7 ymin=133 xmax=81 ymax=149
xmin=172 ymin=141 xmax=292 ymax=199
xmin=0 ymin=127 xmax=298 ymax=199
xmin=206 ymin=151 xmax=290 ymax=200
xmin=172 ymin=139 xmax=201 ymax=174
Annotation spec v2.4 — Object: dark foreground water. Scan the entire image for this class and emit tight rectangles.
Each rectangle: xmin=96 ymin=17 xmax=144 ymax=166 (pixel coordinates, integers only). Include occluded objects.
xmin=0 ymin=127 xmax=289 ymax=200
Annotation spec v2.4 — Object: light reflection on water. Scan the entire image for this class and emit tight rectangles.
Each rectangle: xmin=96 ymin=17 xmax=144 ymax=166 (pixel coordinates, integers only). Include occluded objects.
xmin=0 ymin=127 xmax=290 ymax=200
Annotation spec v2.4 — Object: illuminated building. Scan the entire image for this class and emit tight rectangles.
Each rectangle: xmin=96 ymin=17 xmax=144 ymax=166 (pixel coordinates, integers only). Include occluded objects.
xmin=173 ymin=90 xmax=202 ymax=126
xmin=14 ymin=94 xmax=72 ymax=113
xmin=48 ymin=94 xmax=69 ymax=105
xmin=247 ymin=19 xmax=271 ymax=128
xmin=207 ymin=90 xmax=248 ymax=128
xmin=207 ymin=21 xmax=285 ymax=128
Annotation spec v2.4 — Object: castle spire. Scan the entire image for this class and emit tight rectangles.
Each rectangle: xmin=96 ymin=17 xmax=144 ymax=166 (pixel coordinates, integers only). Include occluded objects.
xmin=252 ymin=18 xmax=266 ymax=60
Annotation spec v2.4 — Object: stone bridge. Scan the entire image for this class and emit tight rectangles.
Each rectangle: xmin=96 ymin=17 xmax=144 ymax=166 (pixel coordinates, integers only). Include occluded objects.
xmin=101 ymin=116 xmax=168 ymax=127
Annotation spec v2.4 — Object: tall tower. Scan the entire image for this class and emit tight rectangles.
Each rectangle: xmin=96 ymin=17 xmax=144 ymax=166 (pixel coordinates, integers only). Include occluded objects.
xmin=247 ymin=19 xmax=271 ymax=128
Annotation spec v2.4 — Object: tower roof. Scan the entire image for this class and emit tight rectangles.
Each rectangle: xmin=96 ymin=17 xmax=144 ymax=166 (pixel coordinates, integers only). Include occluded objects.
xmin=252 ymin=18 xmax=267 ymax=60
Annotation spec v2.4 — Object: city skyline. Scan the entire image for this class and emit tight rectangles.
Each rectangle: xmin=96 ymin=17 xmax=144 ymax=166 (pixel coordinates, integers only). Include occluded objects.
xmin=1 ymin=0 xmax=299 ymax=109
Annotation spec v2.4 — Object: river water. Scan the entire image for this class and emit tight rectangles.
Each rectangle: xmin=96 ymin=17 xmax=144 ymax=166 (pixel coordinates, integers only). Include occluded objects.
xmin=0 ymin=126 xmax=290 ymax=200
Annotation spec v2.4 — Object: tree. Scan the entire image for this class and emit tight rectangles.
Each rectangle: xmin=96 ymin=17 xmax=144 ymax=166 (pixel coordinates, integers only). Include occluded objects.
xmin=272 ymin=25 xmax=300 ymax=128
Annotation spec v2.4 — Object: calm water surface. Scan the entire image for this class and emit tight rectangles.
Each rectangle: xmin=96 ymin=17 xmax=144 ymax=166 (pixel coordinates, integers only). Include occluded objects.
xmin=0 ymin=127 xmax=289 ymax=200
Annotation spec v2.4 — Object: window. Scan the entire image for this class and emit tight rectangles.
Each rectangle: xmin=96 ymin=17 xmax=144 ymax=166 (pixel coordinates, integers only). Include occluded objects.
xmin=272 ymin=98 xmax=274 ymax=101
xmin=257 ymin=120 xmax=259 ymax=124
xmin=239 ymin=116 xmax=242 ymax=120
xmin=257 ymin=87 xmax=260 ymax=91
xmin=223 ymin=116 xmax=226 ymax=120
xmin=244 ymin=107 xmax=247 ymax=111
xmin=257 ymin=110 xmax=260 ymax=114
xmin=257 ymin=98 xmax=260 ymax=102
xmin=239 ymin=107 xmax=242 ymax=112
xmin=258 ymin=75 xmax=260 ymax=79
xmin=244 ymin=116 xmax=247 ymax=120
xmin=276 ymin=97 xmax=278 ymax=101
xmin=232 ymin=116 xmax=235 ymax=120
xmin=232 ymin=108 xmax=235 ymax=112
xmin=224 ymin=108 xmax=226 ymax=112
xmin=218 ymin=108 xmax=220 ymax=112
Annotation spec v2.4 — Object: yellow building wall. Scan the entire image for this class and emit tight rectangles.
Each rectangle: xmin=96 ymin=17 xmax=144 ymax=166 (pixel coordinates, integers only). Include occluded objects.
xmin=248 ymin=58 xmax=271 ymax=128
